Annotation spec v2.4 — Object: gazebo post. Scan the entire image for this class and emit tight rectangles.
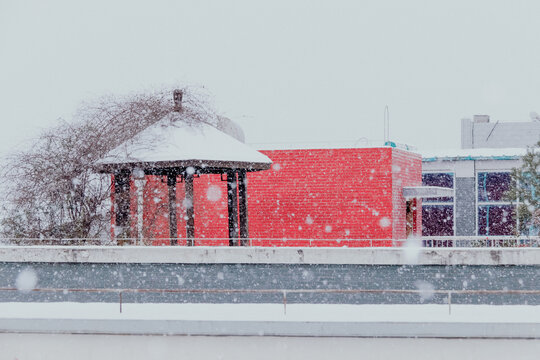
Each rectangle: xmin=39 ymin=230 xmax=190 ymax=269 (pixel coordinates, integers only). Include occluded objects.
xmin=184 ymin=172 xmax=195 ymax=246
xmin=238 ymin=170 xmax=249 ymax=245
xmin=167 ymin=173 xmax=178 ymax=245
xmin=227 ymin=170 xmax=239 ymax=246
xmin=114 ymin=170 xmax=131 ymax=239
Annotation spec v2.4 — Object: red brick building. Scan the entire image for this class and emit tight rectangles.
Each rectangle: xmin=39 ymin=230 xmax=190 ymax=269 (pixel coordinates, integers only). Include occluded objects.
xmin=118 ymin=146 xmax=422 ymax=246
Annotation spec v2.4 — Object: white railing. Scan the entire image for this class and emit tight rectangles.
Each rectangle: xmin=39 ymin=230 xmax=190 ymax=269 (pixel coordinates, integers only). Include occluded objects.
xmin=1 ymin=286 xmax=538 ymax=315
xmin=0 ymin=236 xmax=539 ymax=247
xmin=421 ymin=236 xmax=540 ymax=248
xmin=0 ymin=237 xmax=397 ymax=247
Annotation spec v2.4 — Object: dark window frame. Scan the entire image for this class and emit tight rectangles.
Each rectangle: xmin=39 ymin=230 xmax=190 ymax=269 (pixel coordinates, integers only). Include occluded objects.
xmin=421 ymin=172 xmax=455 ymax=236
xmin=476 ymin=171 xmax=516 ymax=236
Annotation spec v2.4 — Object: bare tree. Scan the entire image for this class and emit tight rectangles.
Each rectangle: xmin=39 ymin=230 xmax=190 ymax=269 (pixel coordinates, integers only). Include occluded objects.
xmin=0 ymin=87 xmax=223 ymax=241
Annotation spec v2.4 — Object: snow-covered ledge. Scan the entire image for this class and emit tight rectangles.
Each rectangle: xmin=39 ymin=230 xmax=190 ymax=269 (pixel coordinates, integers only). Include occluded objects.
xmin=0 ymin=246 xmax=539 ymax=265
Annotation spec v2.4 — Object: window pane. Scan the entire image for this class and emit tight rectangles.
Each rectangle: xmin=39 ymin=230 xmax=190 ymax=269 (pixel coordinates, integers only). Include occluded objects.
xmin=477 ymin=172 xmax=511 ymax=202
xmin=422 ymin=205 xmax=453 ymax=236
xmin=477 ymin=205 xmax=515 ymax=236
xmin=422 ymin=173 xmax=454 ymax=203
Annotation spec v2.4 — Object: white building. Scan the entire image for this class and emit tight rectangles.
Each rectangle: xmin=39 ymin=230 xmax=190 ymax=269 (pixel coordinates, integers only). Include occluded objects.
xmin=421 ymin=115 xmax=540 ymax=238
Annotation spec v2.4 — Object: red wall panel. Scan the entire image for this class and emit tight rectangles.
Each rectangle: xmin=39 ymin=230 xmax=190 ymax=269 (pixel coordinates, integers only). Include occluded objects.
xmin=390 ymin=149 xmax=423 ymax=239
xmin=247 ymin=148 xmax=395 ymax=246
xmin=116 ymin=147 xmax=422 ymax=246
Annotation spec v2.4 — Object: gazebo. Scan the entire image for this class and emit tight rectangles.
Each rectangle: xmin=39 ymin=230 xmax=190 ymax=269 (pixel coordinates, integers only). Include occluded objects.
xmin=96 ymin=90 xmax=272 ymax=246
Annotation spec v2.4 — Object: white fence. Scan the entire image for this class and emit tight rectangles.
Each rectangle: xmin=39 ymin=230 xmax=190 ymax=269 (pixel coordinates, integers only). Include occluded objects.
xmin=0 ymin=236 xmax=539 ymax=247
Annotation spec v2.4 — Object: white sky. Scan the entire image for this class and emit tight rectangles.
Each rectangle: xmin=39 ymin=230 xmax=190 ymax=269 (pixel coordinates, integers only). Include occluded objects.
xmin=1 ymin=0 xmax=540 ymax=157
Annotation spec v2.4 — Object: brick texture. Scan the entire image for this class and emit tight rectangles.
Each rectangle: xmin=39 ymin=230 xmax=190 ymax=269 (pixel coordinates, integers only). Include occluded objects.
xmin=114 ymin=147 xmax=422 ymax=246
xmin=391 ymin=149 xmax=422 ymax=239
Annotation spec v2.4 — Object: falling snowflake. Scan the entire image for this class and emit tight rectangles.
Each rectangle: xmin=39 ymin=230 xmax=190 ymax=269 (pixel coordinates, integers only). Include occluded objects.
xmin=132 ymin=167 xmax=145 ymax=179
xmin=379 ymin=217 xmax=391 ymax=228
xmin=403 ymin=236 xmax=422 ymax=263
xmin=16 ymin=268 xmax=38 ymax=293
xmin=414 ymin=280 xmax=435 ymax=302
xmin=206 ymin=185 xmax=223 ymax=202
xmin=182 ymin=198 xmax=193 ymax=209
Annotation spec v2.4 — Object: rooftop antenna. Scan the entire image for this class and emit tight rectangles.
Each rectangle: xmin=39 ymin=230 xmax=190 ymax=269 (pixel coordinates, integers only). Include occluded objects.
xmin=384 ymin=105 xmax=390 ymax=143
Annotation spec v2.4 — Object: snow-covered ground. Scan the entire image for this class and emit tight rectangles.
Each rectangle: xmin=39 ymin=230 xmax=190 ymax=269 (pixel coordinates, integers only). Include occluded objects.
xmin=2 ymin=333 xmax=540 ymax=360
xmin=1 ymin=302 xmax=540 ymax=339
xmin=1 ymin=302 xmax=539 ymax=323
xmin=3 ymin=303 xmax=540 ymax=359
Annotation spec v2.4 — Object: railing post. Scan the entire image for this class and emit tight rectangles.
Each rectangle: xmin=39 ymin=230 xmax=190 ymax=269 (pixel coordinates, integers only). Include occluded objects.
xmin=448 ymin=291 xmax=452 ymax=315
xmin=283 ymin=291 xmax=287 ymax=315
xmin=119 ymin=291 xmax=123 ymax=313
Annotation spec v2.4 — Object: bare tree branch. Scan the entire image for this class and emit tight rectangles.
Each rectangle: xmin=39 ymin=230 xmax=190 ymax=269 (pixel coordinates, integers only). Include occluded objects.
xmin=0 ymin=86 xmax=219 ymax=240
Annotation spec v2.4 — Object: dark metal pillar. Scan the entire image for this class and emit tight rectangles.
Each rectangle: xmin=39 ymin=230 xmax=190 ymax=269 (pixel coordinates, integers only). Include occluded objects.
xmin=238 ymin=170 xmax=249 ymax=246
xmin=167 ymin=174 xmax=178 ymax=245
xmin=227 ymin=170 xmax=239 ymax=246
xmin=114 ymin=170 xmax=131 ymax=239
xmin=184 ymin=172 xmax=195 ymax=246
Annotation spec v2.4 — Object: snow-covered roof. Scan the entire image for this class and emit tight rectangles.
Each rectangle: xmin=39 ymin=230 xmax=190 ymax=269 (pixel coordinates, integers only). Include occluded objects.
xmin=97 ymin=114 xmax=272 ymax=172
xmin=251 ymin=140 xmax=417 ymax=152
xmin=402 ymin=186 xmax=454 ymax=199
xmin=421 ymin=148 xmax=528 ymax=162
xmin=251 ymin=140 xmax=384 ymax=150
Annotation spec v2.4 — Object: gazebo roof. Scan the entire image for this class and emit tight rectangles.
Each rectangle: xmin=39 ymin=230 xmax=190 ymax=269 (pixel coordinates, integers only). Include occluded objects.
xmin=97 ymin=113 xmax=272 ymax=173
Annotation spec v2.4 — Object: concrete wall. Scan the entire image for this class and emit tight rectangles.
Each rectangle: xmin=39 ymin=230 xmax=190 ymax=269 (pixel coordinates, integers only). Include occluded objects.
xmin=0 ymin=246 xmax=539 ymax=305
xmin=2 ymin=246 xmax=540 ymax=265
xmin=461 ymin=118 xmax=540 ymax=149
xmin=455 ymin=177 xmax=476 ymax=236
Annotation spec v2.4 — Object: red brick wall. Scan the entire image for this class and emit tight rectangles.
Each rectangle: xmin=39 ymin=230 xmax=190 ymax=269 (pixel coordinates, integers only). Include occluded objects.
xmin=137 ymin=174 xmax=230 ymax=246
xmin=390 ymin=149 xmax=423 ymax=239
xmin=189 ymin=174 xmax=229 ymax=245
xmin=247 ymin=148 xmax=395 ymax=246
xmin=116 ymin=147 xmax=422 ymax=246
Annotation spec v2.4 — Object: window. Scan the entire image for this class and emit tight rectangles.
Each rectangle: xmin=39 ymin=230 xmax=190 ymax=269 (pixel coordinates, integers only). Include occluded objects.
xmin=477 ymin=172 xmax=515 ymax=236
xmin=422 ymin=173 xmax=454 ymax=236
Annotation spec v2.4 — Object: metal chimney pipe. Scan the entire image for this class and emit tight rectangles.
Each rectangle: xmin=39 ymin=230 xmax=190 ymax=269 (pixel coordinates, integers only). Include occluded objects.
xmin=173 ymin=89 xmax=183 ymax=112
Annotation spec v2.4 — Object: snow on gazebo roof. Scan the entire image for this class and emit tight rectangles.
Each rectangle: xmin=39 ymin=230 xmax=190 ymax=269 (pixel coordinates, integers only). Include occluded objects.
xmin=97 ymin=113 xmax=272 ymax=172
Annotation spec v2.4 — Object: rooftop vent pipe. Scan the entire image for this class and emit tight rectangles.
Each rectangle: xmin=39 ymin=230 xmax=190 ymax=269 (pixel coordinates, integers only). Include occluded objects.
xmin=173 ymin=89 xmax=183 ymax=112
xmin=473 ymin=114 xmax=490 ymax=123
